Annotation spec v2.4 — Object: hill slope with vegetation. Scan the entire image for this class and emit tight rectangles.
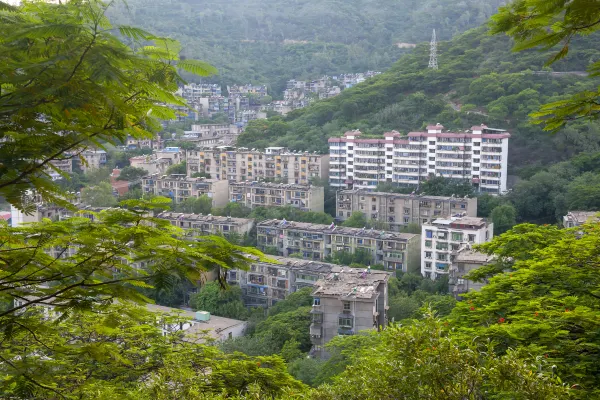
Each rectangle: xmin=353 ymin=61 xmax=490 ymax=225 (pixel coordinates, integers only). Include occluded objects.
xmin=237 ymin=26 xmax=600 ymax=169
xmin=110 ymin=0 xmax=505 ymax=93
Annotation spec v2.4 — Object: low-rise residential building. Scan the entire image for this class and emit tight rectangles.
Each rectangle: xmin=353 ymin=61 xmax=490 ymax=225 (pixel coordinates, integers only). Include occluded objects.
xmin=80 ymin=149 xmax=107 ymax=172
xmin=421 ymin=217 xmax=493 ymax=280
xmin=156 ymin=212 xmax=255 ymax=237
xmin=336 ymin=189 xmax=477 ymax=229
xmin=226 ymin=256 xmax=337 ymax=308
xmin=562 ymin=211 xmax=600 ymax=228
xmin=126 ymin=136 xmax=163 ymax=150
xmin=229 ymin=182 xmax=324 ymax=212
xmin=257 ymin=219 xmax=421 ymax=273
xmin=310 ymin=266 xmax=390 ymax=358
xmin=142 ymin=174 xmax=229 ymax=207
xmin=145 ymin=305 xmax=247 ymax=342
xmin=50 ymin=158 xmax=73 ymax=174
xmin=449 ymin=246 xmax=493 ymax=298
xmin=329 ymin=124 xmax=510 ymax=194
xmin=129 ymin=155 xmax=165 ymax=176
xmin=186 ymin=146 xmax=329 ymax=185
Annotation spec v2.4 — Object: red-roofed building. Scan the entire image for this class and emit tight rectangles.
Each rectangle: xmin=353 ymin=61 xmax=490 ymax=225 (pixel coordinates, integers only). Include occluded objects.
xmin=110 ymin=169 xmax=130 ymax=196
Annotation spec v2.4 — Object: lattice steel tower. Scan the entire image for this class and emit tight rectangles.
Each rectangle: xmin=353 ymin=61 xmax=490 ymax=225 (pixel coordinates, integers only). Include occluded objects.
xmin=428 ymin=29 xmax=438 ymax=70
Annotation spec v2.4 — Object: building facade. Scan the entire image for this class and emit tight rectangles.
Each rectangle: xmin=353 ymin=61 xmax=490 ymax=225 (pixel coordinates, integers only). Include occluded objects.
xmin=257 ymin=219 xmax=421 ymax=273
xmin=562 ymin=211 xmax=600 ymax=228
xmin=328 ymin=124 xmax=510 ymax=194
xmin=156 ymin=211 xmax=255 ymax=237
xmin=421 ymin=217 xmax=493 ymax=280
xmin=226 ymin=256 xmax=337 ymax=308
xmin=186 ymin=146 xmax=329 ymax=185
xmin=310 ymin=266 xmax=390 ymax=358
xmin=336 ymin=189 xmax=477 ymax=229
xmin=141 ymin=174 xmax=229 ymax=207
xmin=80 ymin=149 xmax=107 ymax=172
xmin=449 ymin=246 xmax=493 ymax=298
xmin=229 ymin=182 xmax=324 ymax=212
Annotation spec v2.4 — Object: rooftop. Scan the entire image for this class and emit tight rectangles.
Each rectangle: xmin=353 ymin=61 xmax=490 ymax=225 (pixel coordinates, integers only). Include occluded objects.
xmin=565 ymin=211 xmax=600 ymax=224
xmin=258 ymin=219 xmax=418 ymax=241
xmin=312 ymin=266 xmax=391 ymax=299
xmin=454 ymin=249 xmax=494 ymax=264
xmin=338 ymin=189 xmax=473 ymax=202
xmin=143 ymin=174 xmax=221 ymax=184
xmin=157 ymin=212 xmax=253 ymax=225
xmin=256 ymin=255 xmax=338 ymax=274
xmin=430 ymin=216 xmax=488 ymax=229
xmin=145 ymin=304 xmax=247 ymax=342
xmin=230 ymin=182 xmax=316 ymax=190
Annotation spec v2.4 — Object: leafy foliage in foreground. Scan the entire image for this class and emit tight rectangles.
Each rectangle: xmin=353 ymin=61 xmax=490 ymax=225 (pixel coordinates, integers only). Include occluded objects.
xmin=303 ymin=314 xmax=569 ymax=399
xmin=0 ymin=302 xmax=305 ymax=398
xmin=452 ymin=223 xmax=600 ymax=397
xmin=0 ymin=0 xmax=215 ymax=211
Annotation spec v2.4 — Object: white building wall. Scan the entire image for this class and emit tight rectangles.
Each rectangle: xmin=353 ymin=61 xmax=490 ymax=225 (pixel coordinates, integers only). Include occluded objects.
xmin=421 ymin=220 xmax=493 ymax=280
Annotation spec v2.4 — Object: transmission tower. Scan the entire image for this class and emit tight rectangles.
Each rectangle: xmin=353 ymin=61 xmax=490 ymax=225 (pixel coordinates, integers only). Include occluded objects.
xmin=428 ymin=29 xmax=438 ymax=70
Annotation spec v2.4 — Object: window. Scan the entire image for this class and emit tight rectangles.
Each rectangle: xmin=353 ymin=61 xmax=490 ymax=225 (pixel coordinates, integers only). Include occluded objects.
xmin=313 ymin=313 xmax=323 ymax=323
xmin=338 ymin=317 xmax=353 ymax=327
xmin=313 ymin=298 xmax=321 ymax=306
xmin=343 ymin=301 xmax=351 ymax=311
xmin=425 ymin=262 xmax=432 ymax=270
xmin=425 ymin=240 xmax=432 ymax=248
xmin=468 ymin=234 xmax=476 ymax=243
xmin=425 ymin=251 xmax=432 ymax=259
xmin=425 ymin=230 xmax=433 ymax=238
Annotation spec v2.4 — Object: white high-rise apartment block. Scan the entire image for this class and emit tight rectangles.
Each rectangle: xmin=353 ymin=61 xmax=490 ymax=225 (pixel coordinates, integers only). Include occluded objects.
xmin=421 ymin=216 xmax=493 ymax=280
xmin=328 ymin=124 xmax=510 ymax=194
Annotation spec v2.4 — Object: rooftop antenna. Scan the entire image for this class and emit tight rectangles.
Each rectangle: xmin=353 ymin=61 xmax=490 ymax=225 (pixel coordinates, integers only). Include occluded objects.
xmin=428 ymin=29 xmax=438 ymax=70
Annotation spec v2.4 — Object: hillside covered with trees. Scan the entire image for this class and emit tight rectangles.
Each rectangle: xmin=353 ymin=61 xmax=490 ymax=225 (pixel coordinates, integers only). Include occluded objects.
xmin=110 ymin=0 xmax=505 ymax=93
xmin=237 ymin=26 xmax=600 ymax=169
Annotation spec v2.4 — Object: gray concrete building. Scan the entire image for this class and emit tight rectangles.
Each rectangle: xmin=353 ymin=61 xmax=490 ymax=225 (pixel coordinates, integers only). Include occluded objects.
xmin=229 ymin=182 xmax=324 ymax=212
xmin=226 ymin=256 xmax=337 ymax=308
xmin=562 ymin=211 xmax=600 ymax=228
xmin=156 ymin=212 xmax=255 ymax=237
xmin=310 ymin=266 xmax=390 ymax=358
xmin=141 ymin=174 xmax=229 ymax=208
xmin=257 ymin=219 xmax=421 ymax=273
xmin=449 ymin=246 xmax=494 ymax=298
xmin=336 ymin=189 xmax=477 ymax=230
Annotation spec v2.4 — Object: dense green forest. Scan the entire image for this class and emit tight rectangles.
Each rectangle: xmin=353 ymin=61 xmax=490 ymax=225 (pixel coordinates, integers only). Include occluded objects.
xmin=237 ymin=26 xmax=600 ymax=170
xmin=109 ymin=0 xmax=505 ymax=93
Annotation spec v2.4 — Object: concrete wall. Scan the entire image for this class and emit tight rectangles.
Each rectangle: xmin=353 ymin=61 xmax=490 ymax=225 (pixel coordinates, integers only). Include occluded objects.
xmin=210 ymin=180 xmax=230 ymax=208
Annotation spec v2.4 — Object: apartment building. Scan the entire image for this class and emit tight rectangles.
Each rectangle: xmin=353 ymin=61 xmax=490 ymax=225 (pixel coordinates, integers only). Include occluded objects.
xmin=156 ymin=211 xmax=255 ymax=237
xmin=229 ymin=182 xmax=324 ymax=212
xmin=79 ymin=149 xmax=107 ymax=172
xmin=257 ymin=219 xmax=421 ymax=273
xmin=421 ymin=216 xmax=493 ymax=280
xmin=449 ymin=246 xmax=493 ymax=298
xmin=336 ymin=189 xmax=477 ymax=229
xmin=141 ymin=174 xmax=229 ymax=207
xmin=186 ymin=146 xmax=329 ymax=185
xmin=562 ymin=211 xmax=600 ymax=228
xmin=49 ymin=158 xmax=73 ymax=174
xmin=226 ymin=256 xmax=337 ymax=308
xmin=328 ymin=124 xmax=510 ymax=194
xmin=188 ymin=124 xmax=239 ymax=138
xmin=310 ymin=266 xmax=390 ymax=358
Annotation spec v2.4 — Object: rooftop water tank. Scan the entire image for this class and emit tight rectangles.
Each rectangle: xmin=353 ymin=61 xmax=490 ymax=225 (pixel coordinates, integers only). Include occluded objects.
xmin=195 ymin=311 xmax=210 ymax=321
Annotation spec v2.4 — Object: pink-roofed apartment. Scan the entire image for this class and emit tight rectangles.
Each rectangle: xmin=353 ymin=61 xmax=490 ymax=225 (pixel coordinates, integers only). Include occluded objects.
xmin=328 ymin=123 xmax=510 ymax=195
